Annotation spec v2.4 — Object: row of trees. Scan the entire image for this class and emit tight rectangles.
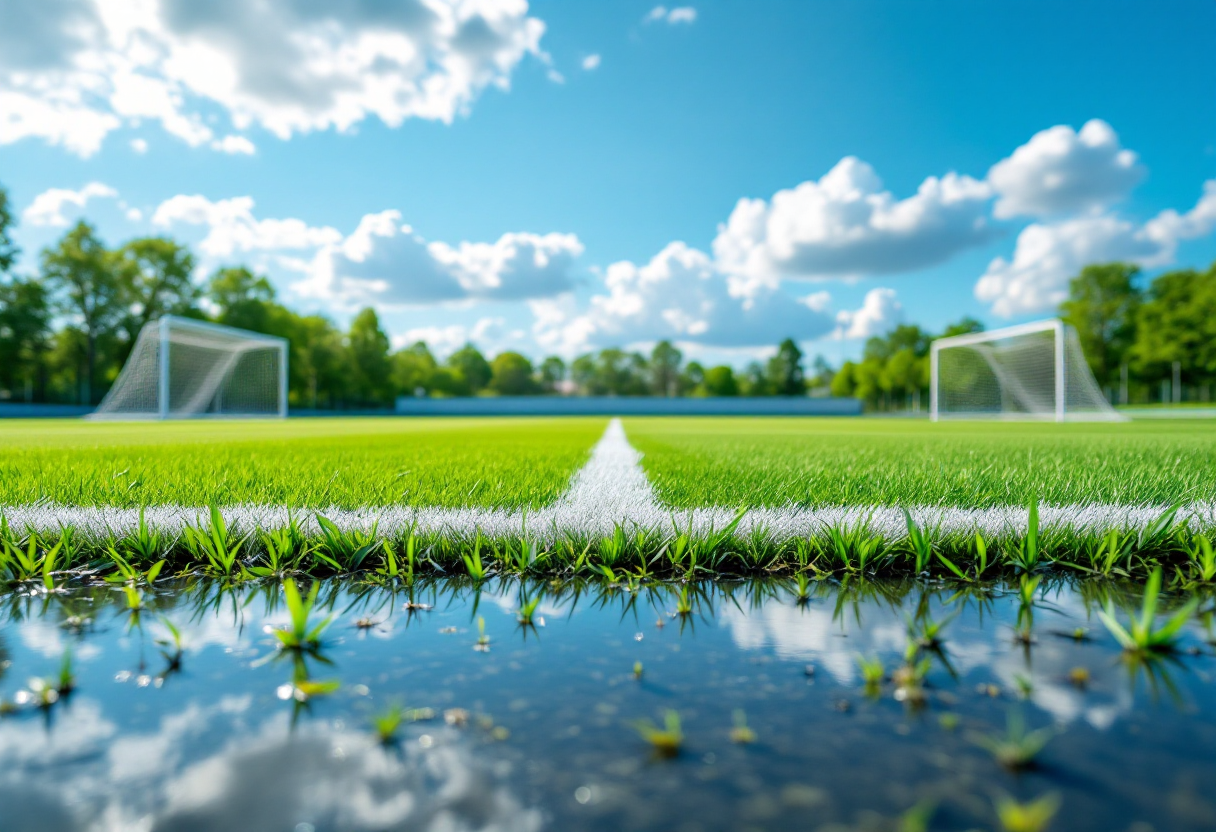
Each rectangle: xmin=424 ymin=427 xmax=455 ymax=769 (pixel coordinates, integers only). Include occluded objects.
xmin=1061 ymin=262 xmax=1216 ymax=403
xmin=0 ymin=185 xmax=833 ymax=407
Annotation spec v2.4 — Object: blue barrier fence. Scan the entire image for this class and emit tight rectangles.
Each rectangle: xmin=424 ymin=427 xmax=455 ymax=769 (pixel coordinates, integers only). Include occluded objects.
xmin=0 ymin=403 xmax=96 ymax=419
xmin=394 ymin=396 xmax=862 ymax=417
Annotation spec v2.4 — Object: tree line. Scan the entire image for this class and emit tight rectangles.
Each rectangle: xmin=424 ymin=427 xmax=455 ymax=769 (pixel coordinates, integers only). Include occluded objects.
xmin=0 ymin=185 xmax=830 ymax=408
xmin=3 ymin=181 xmax=1212 ymax=410
xmin=830 ymin=260 xmax=1216 ymax=411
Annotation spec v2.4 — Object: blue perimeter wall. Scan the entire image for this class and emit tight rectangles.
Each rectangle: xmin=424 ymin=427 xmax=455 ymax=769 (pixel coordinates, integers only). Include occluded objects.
xmin=394 ymin=396 xmax=862 ymax=417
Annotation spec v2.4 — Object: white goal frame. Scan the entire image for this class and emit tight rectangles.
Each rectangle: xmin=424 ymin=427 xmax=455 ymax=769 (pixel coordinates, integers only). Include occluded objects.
xmin=90 ymin=316 xmax=288 ymax=420
xmin=929 ymin=318 xmax=1123 ymax=422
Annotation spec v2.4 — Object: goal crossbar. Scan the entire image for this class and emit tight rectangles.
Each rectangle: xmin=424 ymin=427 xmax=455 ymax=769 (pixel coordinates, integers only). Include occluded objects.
xmin=90 ymin=315 xmax=289 ymax=420
xmin=930 ymin=318 xmax=1122 ymax=423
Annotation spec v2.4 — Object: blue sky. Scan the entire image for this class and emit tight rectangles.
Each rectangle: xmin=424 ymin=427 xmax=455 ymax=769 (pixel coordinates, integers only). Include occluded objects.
xmin=1 ymin=0 xmax=1213 ymax=367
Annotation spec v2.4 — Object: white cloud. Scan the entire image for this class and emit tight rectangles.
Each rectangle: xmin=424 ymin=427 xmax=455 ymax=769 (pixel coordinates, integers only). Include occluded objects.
xmin=152 ymin=194 xmax=342 ymax=257
xmin=397 ymin=317 xmax=526 ymax=357
xmin=975 ymin=180 xmax=1216 ymax=317
xmin=581 ymin=54 xmax=601 ymax=71
xmin=644 ymin=6 xmax=697 ymax=24
xmin=988 ymin=119 xmax=1144 ymax=219
xmin=298 ymin=210 xmax=583 ymax=307
xmin=130 ymin=137 xmax=148 ymax=153
xmin=532 ymin=241 xmax=836 ymax=353
xmin=0 ymin=0 xmax=548 ymax=156
xmin=211 ymin=134 xmax=255 ymax=155
xmin=125 ymin=206 xmax=143 ymax=222
xmin=712 ymin=156 xmax=994 ymax=285
xmin=22 ymin=181 xmax=117 ymax=227
xmin=834 ymin=287 xmax=903 ymax=339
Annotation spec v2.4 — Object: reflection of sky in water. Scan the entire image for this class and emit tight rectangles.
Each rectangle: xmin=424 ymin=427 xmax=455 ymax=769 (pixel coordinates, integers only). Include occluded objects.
xmin=1 ymin=580 xmax=1214 ymax=832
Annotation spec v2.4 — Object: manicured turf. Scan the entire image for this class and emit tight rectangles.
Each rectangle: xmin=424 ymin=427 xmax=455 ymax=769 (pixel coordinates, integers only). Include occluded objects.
xmin=0 ymin=417 xmax=606 ymax=509
xmin=625 ymin=417 xmax=1216 ymax=508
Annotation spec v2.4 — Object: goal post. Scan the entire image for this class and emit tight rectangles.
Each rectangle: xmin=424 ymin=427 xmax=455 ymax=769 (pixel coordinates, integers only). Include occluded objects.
xmin=90 ymin=316 xmax=288 ymax=420
xmin=929 ymin=318 xmax=1125 ymax=422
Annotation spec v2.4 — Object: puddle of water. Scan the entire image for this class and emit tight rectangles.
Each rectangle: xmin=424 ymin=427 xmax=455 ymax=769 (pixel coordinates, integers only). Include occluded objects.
xmin=1 ymin=579 xmax=1214 ymax=832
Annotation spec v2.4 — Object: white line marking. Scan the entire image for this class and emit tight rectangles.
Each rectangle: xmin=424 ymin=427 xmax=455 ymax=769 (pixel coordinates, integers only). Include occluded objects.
xmin=1 ymin=418 xmax=1212 ymax=540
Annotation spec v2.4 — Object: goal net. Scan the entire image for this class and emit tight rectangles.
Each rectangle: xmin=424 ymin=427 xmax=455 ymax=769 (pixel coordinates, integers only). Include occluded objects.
xmin=930 ymin=319 xmax=1124 ymax=422
xmin=91 ymin=316 xmax=287 ymax=419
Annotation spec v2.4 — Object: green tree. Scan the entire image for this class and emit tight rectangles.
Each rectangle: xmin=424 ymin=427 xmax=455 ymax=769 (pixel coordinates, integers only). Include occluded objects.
xmin=393 ymin=341 xmax=437 ymax=397
xmin=740 ymin=361 xmax=768 ymax=396
xmin=490 ymin=351 xmax=539 ymax=395
xmin=115 ymin=236 xmax=200 ymax=360
xmin=1060 ymin=263 xmax=1141 ymax=387
xmin=40 ymin=222 xmax=124 ymax=403
xmin=292 ymin=314 xmax=348 ymax=408
xmin=448 ymin=343 xmax=492 ymax=393
xmin=347 ymin=307 xmax=393 ymax=405
xmin=538 ymin=356 xmax=566 ymax=393
xmin=1130 ymin=264 xmax=1216 ymax=387
xmin=700 ymin=365 xmax=738 ymax=396
xmin=0 ymin=276 xmax=52 ymax=401
xmin=766 ymin=338 xmax=805 ymax=395
xmin=681 ymin=360 xmax=706 ymax=393
xmin=208 ymin=267 xmax=280 ymax=333
xmin=650 ymin=340 xmax=682 ymax=396
xmin=0 ymin=183 xmax=18 ymax=273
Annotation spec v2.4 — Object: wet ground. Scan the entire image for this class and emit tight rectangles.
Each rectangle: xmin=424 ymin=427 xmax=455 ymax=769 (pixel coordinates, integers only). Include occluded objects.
xmin=1 ymin=578 xmax=1214 ymax=832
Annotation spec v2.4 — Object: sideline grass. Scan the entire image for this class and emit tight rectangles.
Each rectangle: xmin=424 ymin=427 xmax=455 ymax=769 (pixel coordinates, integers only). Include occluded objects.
xmin=0 ymin=417 xmax=606 ymax=509
xmin=625 ymin=417 xmax=1216 ymax=509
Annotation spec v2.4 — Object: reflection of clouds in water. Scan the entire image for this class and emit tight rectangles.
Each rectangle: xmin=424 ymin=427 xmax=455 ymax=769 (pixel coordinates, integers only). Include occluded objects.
xmin=719 ymin=591 xmax=1135 ymax=730
xmin=0 ymin=697 xmax=540 ymax=832
xmin=719 ymin=602 xmax=904 ymax=684
xmin=20 ymin=618 xmax=102 ymax=662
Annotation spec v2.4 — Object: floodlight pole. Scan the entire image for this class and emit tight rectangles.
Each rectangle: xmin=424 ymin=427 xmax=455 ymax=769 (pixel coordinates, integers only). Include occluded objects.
xmin=1054 ymin=319 xmax=1065 ymax=423
xmin=929 ymin=343 xmax=939 ymax=422
xmin=158 ymin=316 xmax=171 ymax=420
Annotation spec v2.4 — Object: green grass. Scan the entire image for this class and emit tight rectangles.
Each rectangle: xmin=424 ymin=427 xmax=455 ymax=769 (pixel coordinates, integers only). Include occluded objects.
xmin=625 ymin=417 xmax=1216 ymax=508
xmin=0 ymin=417 xmax=605 ymax=508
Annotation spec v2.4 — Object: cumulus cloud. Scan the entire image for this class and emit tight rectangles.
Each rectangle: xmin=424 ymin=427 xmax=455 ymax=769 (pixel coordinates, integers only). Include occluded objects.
xmin=299 ymin=210 xmax=583 ymax=307
xmin=712 ymin=157 xmax=994 ymax=285
xmin=397 ymin=317 xmax=526 ymax=357
xmin=645 ymin=6 xmax=697 ymax=24
xmin=130 ymin=137 xmax=148 ymax=153
xmin=532 ymin=242 xmax=836 ymax=353
xmin=581 ymin=54 xmax=601 ymax=70
xmin=152 ymin=194 xmax=342 ymax=257
xmin=975 ymin=180 xmax=1216 ymax=317
xmin=22 ymin=182 xmax=117 ymax=227
xmin=0 ymin=0 xmax=548 ymax=156
xmin=988 ymin=119 xmax=1144 ymax=218
xmin=834 ymin=287 xmax=903 ymax=339
xmin=211 ymin=134 xmax=255 ymax=155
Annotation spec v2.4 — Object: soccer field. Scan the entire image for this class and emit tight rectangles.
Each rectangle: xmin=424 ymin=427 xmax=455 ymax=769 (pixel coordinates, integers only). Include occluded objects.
xmin=1 ymin=415 xmax=1214 ymax=580
xmin=625 ymin=417 xmax=1216 ymax=509
xmin=0 ymin=417 xmax=605 ymax=509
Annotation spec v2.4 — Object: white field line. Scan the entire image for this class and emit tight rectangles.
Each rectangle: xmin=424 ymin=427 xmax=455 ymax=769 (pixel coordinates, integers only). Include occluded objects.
xmin=1 ymin=418 xmax=1213 ymax=541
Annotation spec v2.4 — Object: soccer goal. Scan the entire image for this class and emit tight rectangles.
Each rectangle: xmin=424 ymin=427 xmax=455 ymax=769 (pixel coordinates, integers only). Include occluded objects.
xmin=929 ymin=319 xmax=1124 ymax=422
xmin=91 ymin=316 xmax=288 ymax=419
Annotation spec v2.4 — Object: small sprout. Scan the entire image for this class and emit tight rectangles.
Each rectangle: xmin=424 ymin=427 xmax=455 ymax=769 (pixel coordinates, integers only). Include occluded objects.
xmin=372 ymin=704 xmax=406 ymax=745
xmin=1013 ymin=673 xmax=1034 ymax=699
xmin=273 ymin=579 xmax=334 ymax=651
xmin=856 ymin=655 xmax=885 ymax=694
xmin=892 ymin=658 xmax=931 ymax=705
xmin=631 ymin=710 xmax=683 ymax=758
xmin=938 ymin=713 xmax=959 ymax=731
xmin=444 ymin=708 xmax=470 ymax=727
xmin=675 ymin=585 xmax=693 ymax=616
xmin=1097 ymin=568 xmax=1198 ymax=654
xmin=56 ymin=649 xmax=75 ymax=695
xmin=729 ymin=709 xmax=756 ymax=744
xmin=792 ymin=572 xmax=813 ymax=605
xmin=276 ymin=679 xmax=340 ymax=702
xmin=1067 ymin=667 xmax=1090 ymax=689
xmin=517 ymin=595 xmax=541 ymax=626
xmin=474 ymin=617 xmax=490 ymax=651
xmin=996 ymin=792 xmax=1061 ymax=832
xmin=491 ymin=726 xmax=510 ymax=741
xmin=1071 ymin=627 xmax=1089 ymax=641
xmin=633 ymin=661 xmax=644 ymax=679
xmin=970 ymin=711 xmax=1053 ymax=770
xmin=16 ymin=678 xmax=60 ymax=709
